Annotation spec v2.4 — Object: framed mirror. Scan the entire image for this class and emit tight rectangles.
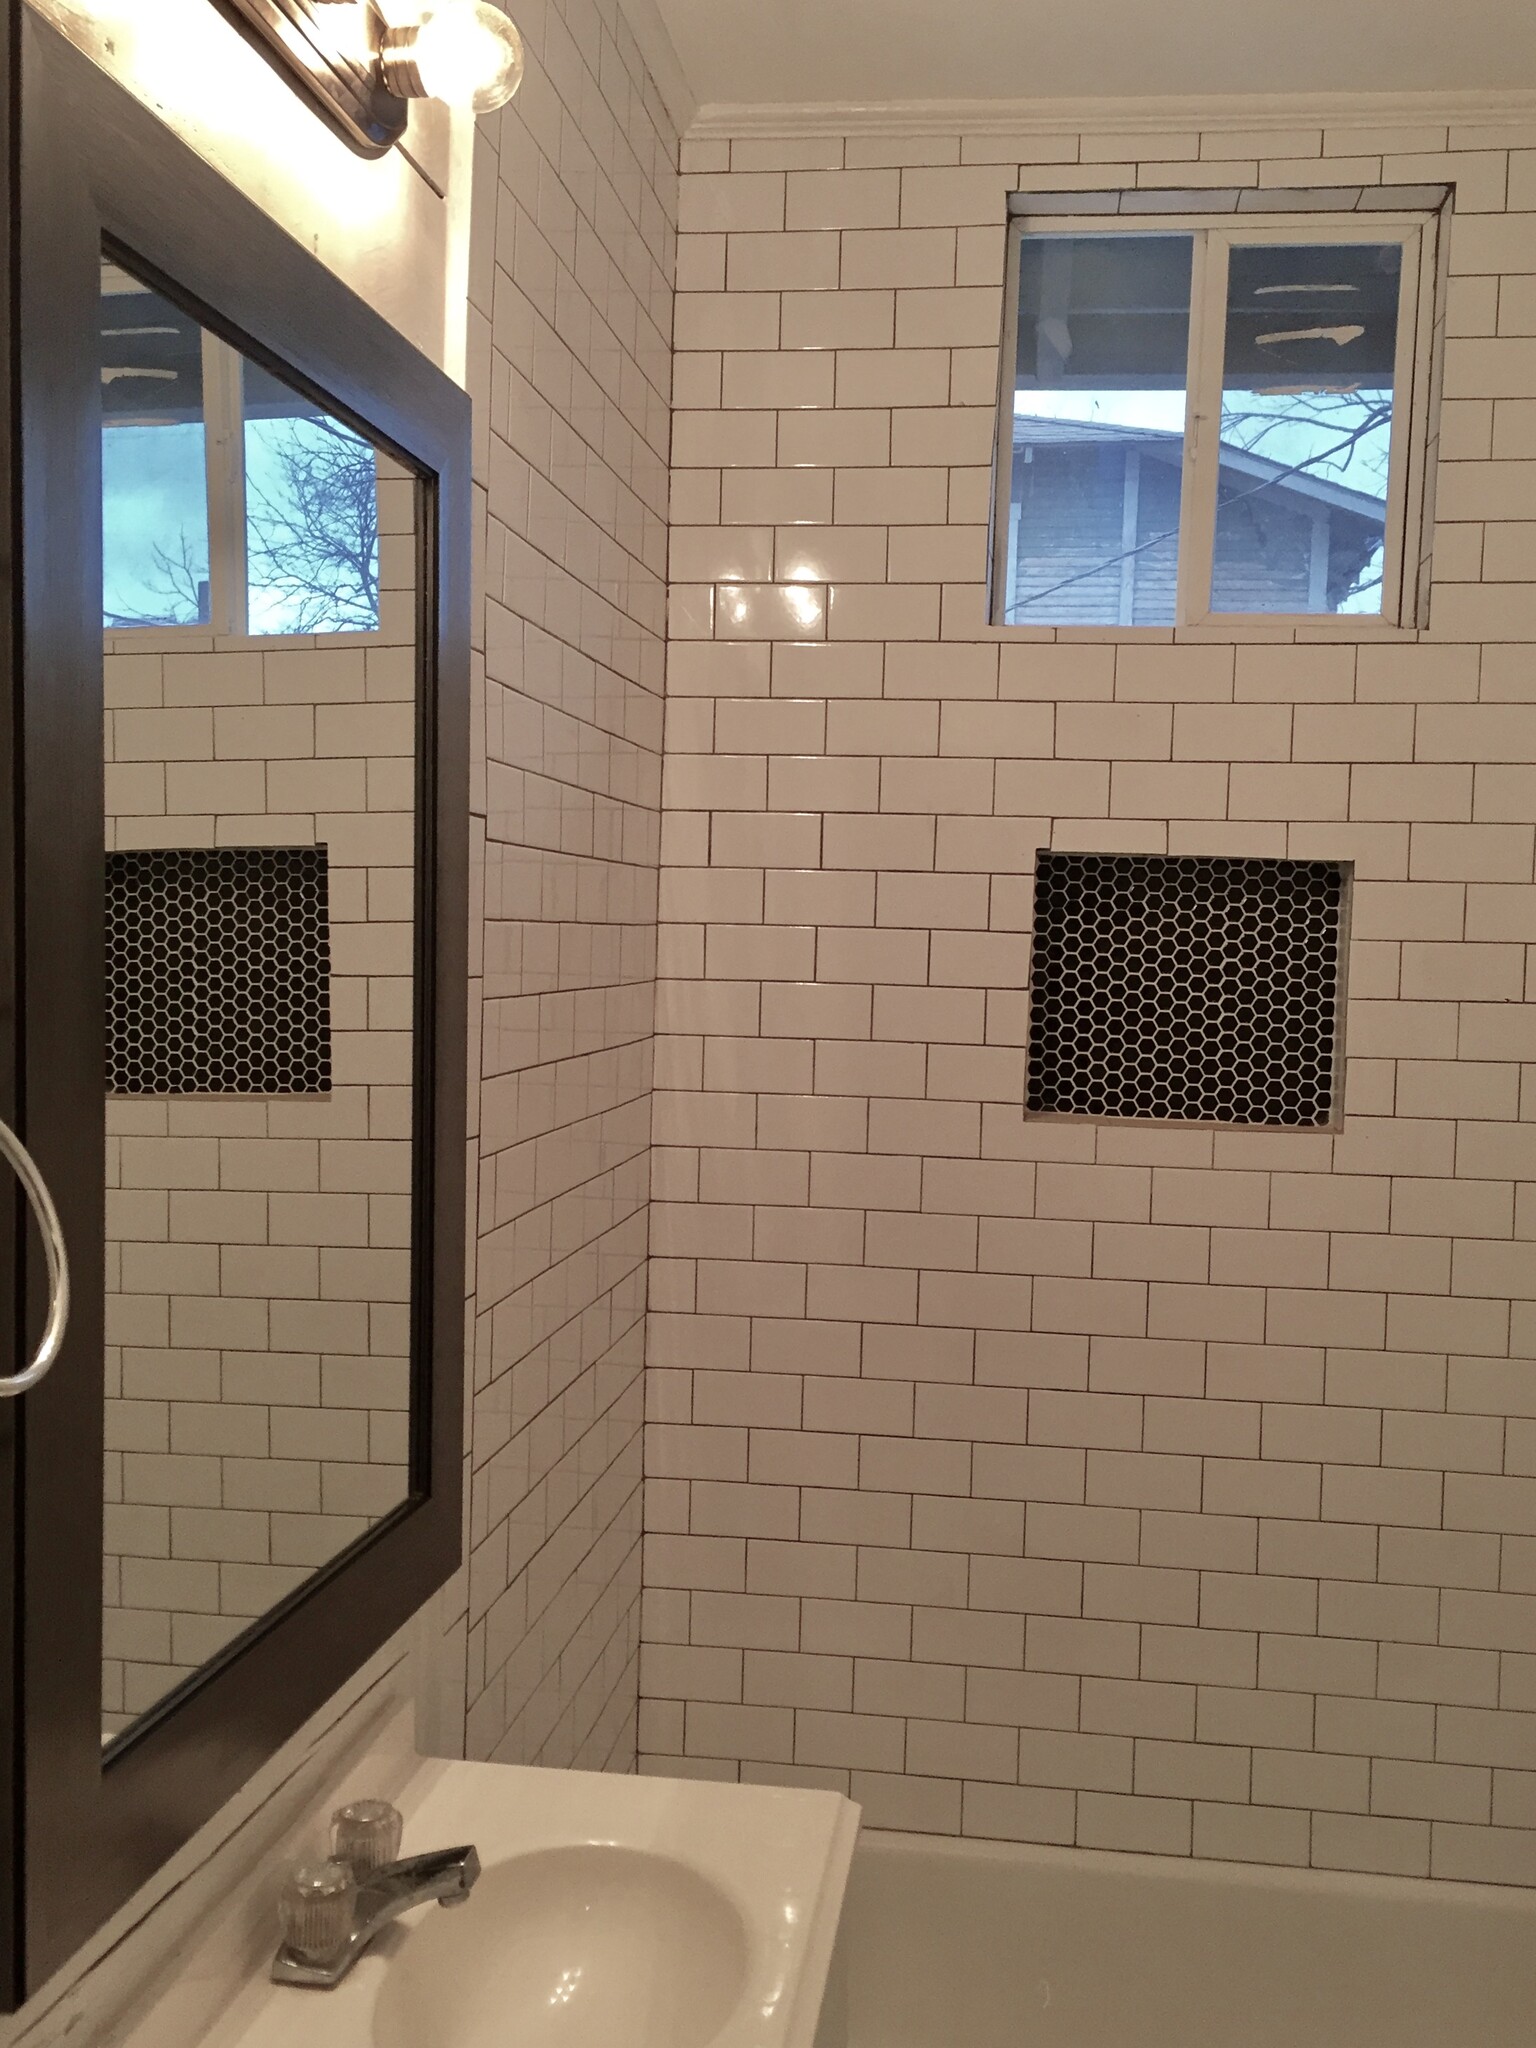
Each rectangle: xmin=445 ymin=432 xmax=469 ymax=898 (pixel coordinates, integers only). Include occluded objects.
xmin=0 ymin=9 xmax=469 ymax=2002
xmin=99 ymin=255 xmax=426 ymax=1743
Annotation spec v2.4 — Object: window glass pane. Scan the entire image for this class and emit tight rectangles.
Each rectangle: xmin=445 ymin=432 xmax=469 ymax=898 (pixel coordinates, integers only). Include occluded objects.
xmin=100 ymin=264 xmax=211 ymax=628
xmin=244 ymin=362 xmax=382 ymax=635
xmin=1211 ymin=241 xmax=1401 ymax=616
xmin=1004 ymin=234 xmax=1193 ymax=627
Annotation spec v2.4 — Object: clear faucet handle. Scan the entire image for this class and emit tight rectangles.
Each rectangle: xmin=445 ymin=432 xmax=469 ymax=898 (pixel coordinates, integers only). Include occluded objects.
xmin=278 ymin=1859 xmax=356 ymax=1965
xmin=331 ymin=1798 xmax=404 ymax=1876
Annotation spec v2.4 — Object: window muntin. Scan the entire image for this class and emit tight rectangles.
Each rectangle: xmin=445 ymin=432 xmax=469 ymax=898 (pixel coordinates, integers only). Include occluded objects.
xmin=995 ymin=213 xmax=1430 ymax=632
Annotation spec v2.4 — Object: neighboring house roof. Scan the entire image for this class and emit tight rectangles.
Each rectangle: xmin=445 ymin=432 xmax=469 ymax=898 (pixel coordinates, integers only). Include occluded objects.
xmin=1012 ymin=413 xmax=1388 ymax=526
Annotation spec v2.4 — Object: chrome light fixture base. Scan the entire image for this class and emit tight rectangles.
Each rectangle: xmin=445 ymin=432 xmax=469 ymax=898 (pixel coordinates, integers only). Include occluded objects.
xmin=212 ymin=0 xmax=411 ymax=157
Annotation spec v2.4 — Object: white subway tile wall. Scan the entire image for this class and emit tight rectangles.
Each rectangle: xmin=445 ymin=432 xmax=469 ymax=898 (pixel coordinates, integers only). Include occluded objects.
xmin=102 ymin=460 xmax=418 ymax=1730
xmin=641 ymin=119 xmax=1536 ymax=1882
xmin=455 ymin=0 xmax=676 ymax=1769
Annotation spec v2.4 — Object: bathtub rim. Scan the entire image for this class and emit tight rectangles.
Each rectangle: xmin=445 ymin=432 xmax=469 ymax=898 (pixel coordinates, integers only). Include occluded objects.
xmin=852 ymin=1823 xmax=1536 ymax=1915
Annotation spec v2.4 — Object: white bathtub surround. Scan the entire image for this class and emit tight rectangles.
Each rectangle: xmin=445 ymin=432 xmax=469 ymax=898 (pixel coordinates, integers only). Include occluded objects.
xmin=205 ymin=1760 xmax=859 ymax=2048
xmin=837 ymin=1827 xmax=1536 ymax=2047
xmin=642 ymin=99 xmax=1536 ymax=1885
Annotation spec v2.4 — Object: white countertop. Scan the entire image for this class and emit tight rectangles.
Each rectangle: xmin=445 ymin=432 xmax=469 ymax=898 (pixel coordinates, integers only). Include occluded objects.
xmin=202 ymin=1757 xmax=859 ymax=2048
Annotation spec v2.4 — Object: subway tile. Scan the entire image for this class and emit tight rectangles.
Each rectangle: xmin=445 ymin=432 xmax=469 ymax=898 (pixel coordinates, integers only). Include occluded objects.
xmin=1379 ymin=1642 xmax=1500 ymax=1708
xmin=1313 ymin=1811 xmax=1431 ymax=1877
xmin=645 ymin=140 xmax=1536 ymax=1868
xmin=1077 ymin=1791 xmax=1192 ymax=1856
xmin=1017 ymin=1727 xmax=1133 ymax=1792
xmin=1193 ymin=1801 xmax=1311 ymax=1867
xmin=786 ymin=170 xmax=901 ymax=230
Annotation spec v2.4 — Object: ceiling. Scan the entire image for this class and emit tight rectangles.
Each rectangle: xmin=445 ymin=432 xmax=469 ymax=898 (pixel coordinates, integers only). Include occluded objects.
xmin=653 ymin=0 xmax=1536 ymax=111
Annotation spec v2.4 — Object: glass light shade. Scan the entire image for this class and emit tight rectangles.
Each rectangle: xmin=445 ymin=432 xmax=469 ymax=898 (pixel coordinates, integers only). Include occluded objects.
xmin=399 ymin=2 xmax=525 ymax=113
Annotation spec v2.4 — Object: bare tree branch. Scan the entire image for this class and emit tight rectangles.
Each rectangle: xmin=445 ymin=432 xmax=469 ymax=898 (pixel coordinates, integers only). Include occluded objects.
xmin=245 ymin=415 xmax=380 ymax=634
xmin=104 ymin=530 xmax=209 ymax=629
xmin=111 ymin=414 xmax=381 ymax=635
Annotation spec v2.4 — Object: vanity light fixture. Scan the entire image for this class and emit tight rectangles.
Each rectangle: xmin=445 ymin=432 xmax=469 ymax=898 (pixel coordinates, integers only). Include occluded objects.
xmin=214 ymin=0 xmax=524 ymax=156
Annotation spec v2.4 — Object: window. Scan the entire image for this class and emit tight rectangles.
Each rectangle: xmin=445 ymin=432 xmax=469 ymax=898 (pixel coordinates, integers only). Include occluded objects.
xmin=993 ymin=201 xmax=1440 ymax=632
xmin=101 ymin=258 xmax=382 ymax=636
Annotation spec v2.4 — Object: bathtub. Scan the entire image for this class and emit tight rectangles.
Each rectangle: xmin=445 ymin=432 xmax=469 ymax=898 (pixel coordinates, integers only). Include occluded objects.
xmin=822 ymin=1829 xmax=1536 ymax=2047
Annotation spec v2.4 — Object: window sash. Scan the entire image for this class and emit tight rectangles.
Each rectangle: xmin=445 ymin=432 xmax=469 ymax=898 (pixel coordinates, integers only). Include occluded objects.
xmin=994 ymin=210 xmax=1437 ymax=635
xmin=1179 ymin=220 xmax=1423 ymax=629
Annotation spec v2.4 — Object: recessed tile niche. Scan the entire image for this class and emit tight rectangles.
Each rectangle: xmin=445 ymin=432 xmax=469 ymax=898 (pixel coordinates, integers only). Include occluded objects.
xmin=1025 ymin=849 xmax=1348 ymax=1127
xmin=106 ymin=845 xmax=332 ymax=1096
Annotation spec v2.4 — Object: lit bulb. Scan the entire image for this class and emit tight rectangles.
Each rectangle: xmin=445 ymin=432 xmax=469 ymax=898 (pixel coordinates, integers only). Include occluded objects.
xmin=383 ymin=1 xmax=526 ymax=114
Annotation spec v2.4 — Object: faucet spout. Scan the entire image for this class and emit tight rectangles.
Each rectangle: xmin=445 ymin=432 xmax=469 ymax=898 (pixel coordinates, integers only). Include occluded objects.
xmin=272 ymin=1844 xmax=481 ymax=1989
xmin=364 ymin=1843 xmax=483 ymax=1917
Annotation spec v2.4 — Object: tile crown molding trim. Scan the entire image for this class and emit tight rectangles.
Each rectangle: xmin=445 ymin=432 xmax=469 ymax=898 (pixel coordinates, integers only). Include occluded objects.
xmin=687 ymin=87 xmax=1536 ymax=140
xmin=615 ymin=0 xmax=697 ymax=139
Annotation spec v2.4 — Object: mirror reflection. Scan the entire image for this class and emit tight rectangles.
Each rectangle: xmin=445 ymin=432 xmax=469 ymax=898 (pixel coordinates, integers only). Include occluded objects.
xmin=100 ymin=251 xmax=421 ymax=1740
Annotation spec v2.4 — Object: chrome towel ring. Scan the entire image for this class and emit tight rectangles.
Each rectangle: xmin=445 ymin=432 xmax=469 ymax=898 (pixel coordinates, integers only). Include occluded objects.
xmin=0 ymin=1116 xmax=69 ymax=1396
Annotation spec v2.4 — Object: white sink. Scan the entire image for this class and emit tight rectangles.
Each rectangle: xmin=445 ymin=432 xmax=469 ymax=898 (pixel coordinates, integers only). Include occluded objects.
xmin=209 ymin=1760 xmax=859 ymax=2048
xmin=374 ymin=1844 xmax=751 ymax=2048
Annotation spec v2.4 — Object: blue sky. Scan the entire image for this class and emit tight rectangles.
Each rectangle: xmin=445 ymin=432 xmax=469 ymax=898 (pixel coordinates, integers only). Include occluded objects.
xmin=102 ymin=422 xmax=209 ymax=626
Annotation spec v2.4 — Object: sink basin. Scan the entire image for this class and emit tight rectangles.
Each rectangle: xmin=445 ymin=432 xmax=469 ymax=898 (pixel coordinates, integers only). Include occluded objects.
xmin=373 ymin=1845 xmax=752 ymax=2048
xmin=209 ymin=1760 xmax=859 ymax=2048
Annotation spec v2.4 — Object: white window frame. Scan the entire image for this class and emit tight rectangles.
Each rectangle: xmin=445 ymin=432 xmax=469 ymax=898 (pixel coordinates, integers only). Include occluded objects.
xmin=199 ymin=330 xmax=250 ymax=638
xmin=992 ymin=204 xmax=1443 ymax=640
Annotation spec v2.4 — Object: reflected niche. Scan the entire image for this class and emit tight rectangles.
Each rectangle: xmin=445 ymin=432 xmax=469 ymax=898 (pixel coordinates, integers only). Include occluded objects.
xmin=100 ymin=251 xmax=422 ymax=1741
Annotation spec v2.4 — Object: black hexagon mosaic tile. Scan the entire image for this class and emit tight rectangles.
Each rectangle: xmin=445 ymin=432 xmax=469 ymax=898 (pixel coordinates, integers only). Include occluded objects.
xmin=1026 ymin=851 xmax=1346 ymax=1127
xmin=107 ymin=847 xmax=331 ymax=1094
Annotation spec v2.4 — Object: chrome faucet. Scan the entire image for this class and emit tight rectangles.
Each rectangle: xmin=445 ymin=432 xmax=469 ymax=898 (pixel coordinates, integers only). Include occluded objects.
xmin=272 ymin=1839 xmax=482 ymax=1989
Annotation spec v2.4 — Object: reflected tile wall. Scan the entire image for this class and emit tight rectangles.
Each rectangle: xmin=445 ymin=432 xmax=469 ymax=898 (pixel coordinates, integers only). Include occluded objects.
xmin=101 ymin=460 xmax=419 ymax=1730
xmin=641 ymin=119 xmax=1536 ymax=1884
xmin=450 ymin=0 xmax=676 ymax=1770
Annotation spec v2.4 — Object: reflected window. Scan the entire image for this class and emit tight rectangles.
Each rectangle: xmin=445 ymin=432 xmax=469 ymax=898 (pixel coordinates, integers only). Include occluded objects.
xmin=100 ymin=256 xmax=381 ymax=637
xmin=101 ymin=265 xmax=212 ymax=627
xmin=994 ymin=209 xmax=1434 ymax=630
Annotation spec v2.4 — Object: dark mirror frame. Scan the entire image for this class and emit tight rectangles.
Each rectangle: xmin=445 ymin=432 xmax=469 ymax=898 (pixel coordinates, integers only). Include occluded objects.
xmin=0 ymin=9 xmax=470 ymax=2005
